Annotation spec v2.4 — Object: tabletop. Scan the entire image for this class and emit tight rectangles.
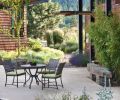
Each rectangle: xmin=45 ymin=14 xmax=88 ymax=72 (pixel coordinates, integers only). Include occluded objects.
xmin=21 ymin=64 xmax=46 ymax=69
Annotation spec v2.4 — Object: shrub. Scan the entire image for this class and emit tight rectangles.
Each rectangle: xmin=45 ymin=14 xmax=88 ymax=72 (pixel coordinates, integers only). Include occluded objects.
xmin=20 ymin=47 xmax=64 ymax=64
xmin=89 ymin=7 xmax=120 ymax=82
xmin=53 ymin=29 xmax=64 ymax=45
xmin=0 ymin=51 xmax=17 ymax=60
xmin=53 ymin=44 xmax=61 ymax=49
xmin=46 ymin=30 xmax=53 ymax=46
xmin=28 ymin=38 xmax=42 ymax=52
xmin=63 ymin=27 xmax=78 ymax=43
xmin=61 ymin=42 xmax=78 ymax=53
xmin=69 ymin=52 xmax=89 ymax=67
xmin=0 ymin=47 xmax=64 ymax=64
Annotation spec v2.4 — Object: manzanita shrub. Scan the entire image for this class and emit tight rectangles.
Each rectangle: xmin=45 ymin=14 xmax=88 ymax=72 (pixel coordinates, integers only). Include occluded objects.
xmin=89 ymin=7 xmax=120 ymax=83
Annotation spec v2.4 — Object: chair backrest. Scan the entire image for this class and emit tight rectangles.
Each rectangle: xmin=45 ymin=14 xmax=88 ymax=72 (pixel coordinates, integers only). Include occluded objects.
xmin=47 ymin=59 xmax=59 ymax=70
xmin=3 ymin=60 xmax=16 ymax=72
xmin=15 ymin=58 xmax=27 ymax=68
xmin=55 ymin=62 xmax=66 ymax=75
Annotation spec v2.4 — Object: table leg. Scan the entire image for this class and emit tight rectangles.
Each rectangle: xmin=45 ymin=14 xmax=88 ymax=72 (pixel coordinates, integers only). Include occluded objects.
xmin=29 ymin=76 xmax=33 ymax=89
xmin=24 ymin=69 xmax=31 ymax=87
xmin=23 ymin=67 xmax=45 ymax=89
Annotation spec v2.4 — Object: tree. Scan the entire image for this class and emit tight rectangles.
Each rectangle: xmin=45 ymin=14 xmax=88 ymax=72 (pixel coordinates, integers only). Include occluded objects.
xmin=28 ymin=1 xmax=62 ymax=38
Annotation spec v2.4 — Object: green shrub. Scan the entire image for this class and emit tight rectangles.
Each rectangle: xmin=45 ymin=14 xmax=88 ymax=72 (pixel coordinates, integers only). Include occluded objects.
xmin=53 ymin=29 xmax=64 ymax=45
xmin=61 ymin=42 xmax=78 ymax=53
xmin=54 ymin=44 xmax=61 ymax=49
xmin=28 ymin=38 xmax=42 ymax=52
xmin=89 ymin=7 xmax=120 ymax=82
xmin=46 ymin=30 xmax=53 ymax=46
xmin=0 ymin=47 xmax=64 ymax=64
xmin=20 ymin=47 xmax=64 ymax=63
xmin=0 ymin=51 xmax=17 ymax=60
xmin=63 ymin=27 xmax=78 ymax=43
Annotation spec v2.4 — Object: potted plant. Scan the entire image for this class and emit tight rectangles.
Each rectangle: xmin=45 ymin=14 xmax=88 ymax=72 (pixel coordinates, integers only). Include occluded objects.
xmin=29 ymin=59 xmax=37 ymax=66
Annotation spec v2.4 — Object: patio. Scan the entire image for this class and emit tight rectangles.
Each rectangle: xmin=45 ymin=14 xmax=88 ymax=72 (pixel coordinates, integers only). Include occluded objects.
xmin=0 ymin=65 xmax=120 ymax=100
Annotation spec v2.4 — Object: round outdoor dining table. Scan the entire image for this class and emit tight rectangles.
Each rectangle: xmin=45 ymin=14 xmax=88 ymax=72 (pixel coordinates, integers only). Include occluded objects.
xmin=21 ymin=64 xmax=46 ymax=89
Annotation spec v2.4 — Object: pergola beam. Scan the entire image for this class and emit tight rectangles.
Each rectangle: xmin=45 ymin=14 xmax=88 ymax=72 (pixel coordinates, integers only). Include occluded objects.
xmin=78 ymin=0 xmax=83 ymax=53
xmin=90 ymin=0 xmax=95 ymax=61
xmin=59 ymin=11 xmax=93 ymax=16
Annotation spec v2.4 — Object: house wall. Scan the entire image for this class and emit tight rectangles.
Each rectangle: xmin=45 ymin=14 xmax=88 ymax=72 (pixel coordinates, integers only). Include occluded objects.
xmin=0 ymin=10 xmax=27 ymax=51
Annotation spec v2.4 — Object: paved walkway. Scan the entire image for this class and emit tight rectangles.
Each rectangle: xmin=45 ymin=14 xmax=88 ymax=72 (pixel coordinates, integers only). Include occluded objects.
xmin=0 ymin=65 xmax=120 ymax=100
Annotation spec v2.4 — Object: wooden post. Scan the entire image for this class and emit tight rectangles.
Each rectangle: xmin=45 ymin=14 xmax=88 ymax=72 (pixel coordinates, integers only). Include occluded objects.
xmin=78 ymin=0 xmax=83 ymax=53
xmin=23 ymin=5 xmax=27 ymax=38
xmin=105 ymin=0 xmax=112 ymax=16
xmin=90 ymin=0 xmax=95 ymax=61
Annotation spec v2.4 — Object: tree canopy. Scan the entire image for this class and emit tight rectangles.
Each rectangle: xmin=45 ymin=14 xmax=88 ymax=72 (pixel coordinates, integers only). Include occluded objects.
xmin=28 ymin=1 xmax=62 ymax=38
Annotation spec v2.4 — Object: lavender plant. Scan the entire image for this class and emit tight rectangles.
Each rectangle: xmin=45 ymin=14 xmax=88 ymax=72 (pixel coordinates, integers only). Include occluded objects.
xmin=97 ymin=88 xmax=113 ymax=100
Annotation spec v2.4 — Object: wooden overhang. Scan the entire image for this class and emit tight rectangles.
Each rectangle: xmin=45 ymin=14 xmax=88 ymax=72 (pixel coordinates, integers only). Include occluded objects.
xmin=58 ymin=11 xmax=93 ymax=16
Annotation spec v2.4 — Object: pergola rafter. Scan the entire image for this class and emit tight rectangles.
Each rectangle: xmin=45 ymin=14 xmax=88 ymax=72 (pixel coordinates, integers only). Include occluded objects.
xmin=59 ymin=11 xmax=93 ymax=16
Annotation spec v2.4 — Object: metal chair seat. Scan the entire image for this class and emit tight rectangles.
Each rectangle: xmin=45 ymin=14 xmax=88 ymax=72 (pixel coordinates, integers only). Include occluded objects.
xmin=42 ymin=62 xmax=66 ymax=89
xmin=7 ymin=70 xmax=26 ymax=76
xmin=3 ymin=59 xmax=26 ymax=87
xmin=38 ymin=69 xmax=55 ymax=74
xmin=42 ymin=74 xmax=61 ymax=79
xmin=38 ymin=59 xmax=59 ymax=75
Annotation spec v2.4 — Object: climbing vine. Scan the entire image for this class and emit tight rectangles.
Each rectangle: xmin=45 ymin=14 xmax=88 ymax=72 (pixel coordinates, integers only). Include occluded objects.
xmin=0 ymin=0 xmax=30 ymax=56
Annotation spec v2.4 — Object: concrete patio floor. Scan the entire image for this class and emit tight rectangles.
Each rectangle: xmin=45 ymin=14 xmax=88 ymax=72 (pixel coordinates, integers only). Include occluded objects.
xmin=0 ymin=65 xmax=120 ymax=100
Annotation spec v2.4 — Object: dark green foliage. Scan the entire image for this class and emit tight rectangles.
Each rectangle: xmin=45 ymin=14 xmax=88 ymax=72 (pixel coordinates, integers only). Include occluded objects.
xmin=89 ymin=7 xmax=120 ymax=82
xmin=49 ymin=42 xmax=78 ymax=54
xmin=46 ymin=30 xmax=53 ymax=46
xmin=61 ymin=42 xmax=78 ymax=53
xmin=53 ymin=29 xmax=64 ymax=45
xmin=66 ymin=42 xmax=78 ymax=53
xmin=46 ymin=29 xmax=64 ymax=46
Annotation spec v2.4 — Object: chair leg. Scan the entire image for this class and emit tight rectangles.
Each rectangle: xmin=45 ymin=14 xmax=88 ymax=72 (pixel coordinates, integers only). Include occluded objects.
xmin=5 ymin=75 xmax=7 ymax=87
xmin=12 ymin=76 xmax=15 ymax=85
xmin=42 ymin=77 xmax=43 ymax=90
xmin=48 ymin=78 xmax=49 ymax=88
xmin=25 ymin=73 xmax=26 ymax=82
xmin=60 ymin=77 xmax=64 ymax=88
xmin=29 ymin=77 xmax=33 ymax=89
xmin=44 ymin=78 xmax=45 ymax=88
xmin=24 ymin=73 xmax=26 ymax=87
xmin=55 ymin=78 xmax=58 ymax=89
xmin=16 ymin=76 xmax=18 ymax=88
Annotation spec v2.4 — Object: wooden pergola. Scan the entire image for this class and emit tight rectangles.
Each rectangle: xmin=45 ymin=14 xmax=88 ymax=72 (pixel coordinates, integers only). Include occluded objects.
xmin=57 ymin=0 xmax=112 ymax=61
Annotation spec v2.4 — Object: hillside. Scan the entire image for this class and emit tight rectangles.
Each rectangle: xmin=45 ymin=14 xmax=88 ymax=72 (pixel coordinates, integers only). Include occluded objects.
xmin=52 ymin=0 xmax=90 ymax=11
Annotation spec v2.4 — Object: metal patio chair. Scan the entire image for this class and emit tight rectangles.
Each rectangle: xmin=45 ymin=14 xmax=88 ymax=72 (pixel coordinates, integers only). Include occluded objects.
xmin=41 ymin=62 xmax=66 ymax=89
xmin=38 ymin=58 xmax=59 ymax=74
xmin=3 ymin=59 xmax=26 ymax=87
